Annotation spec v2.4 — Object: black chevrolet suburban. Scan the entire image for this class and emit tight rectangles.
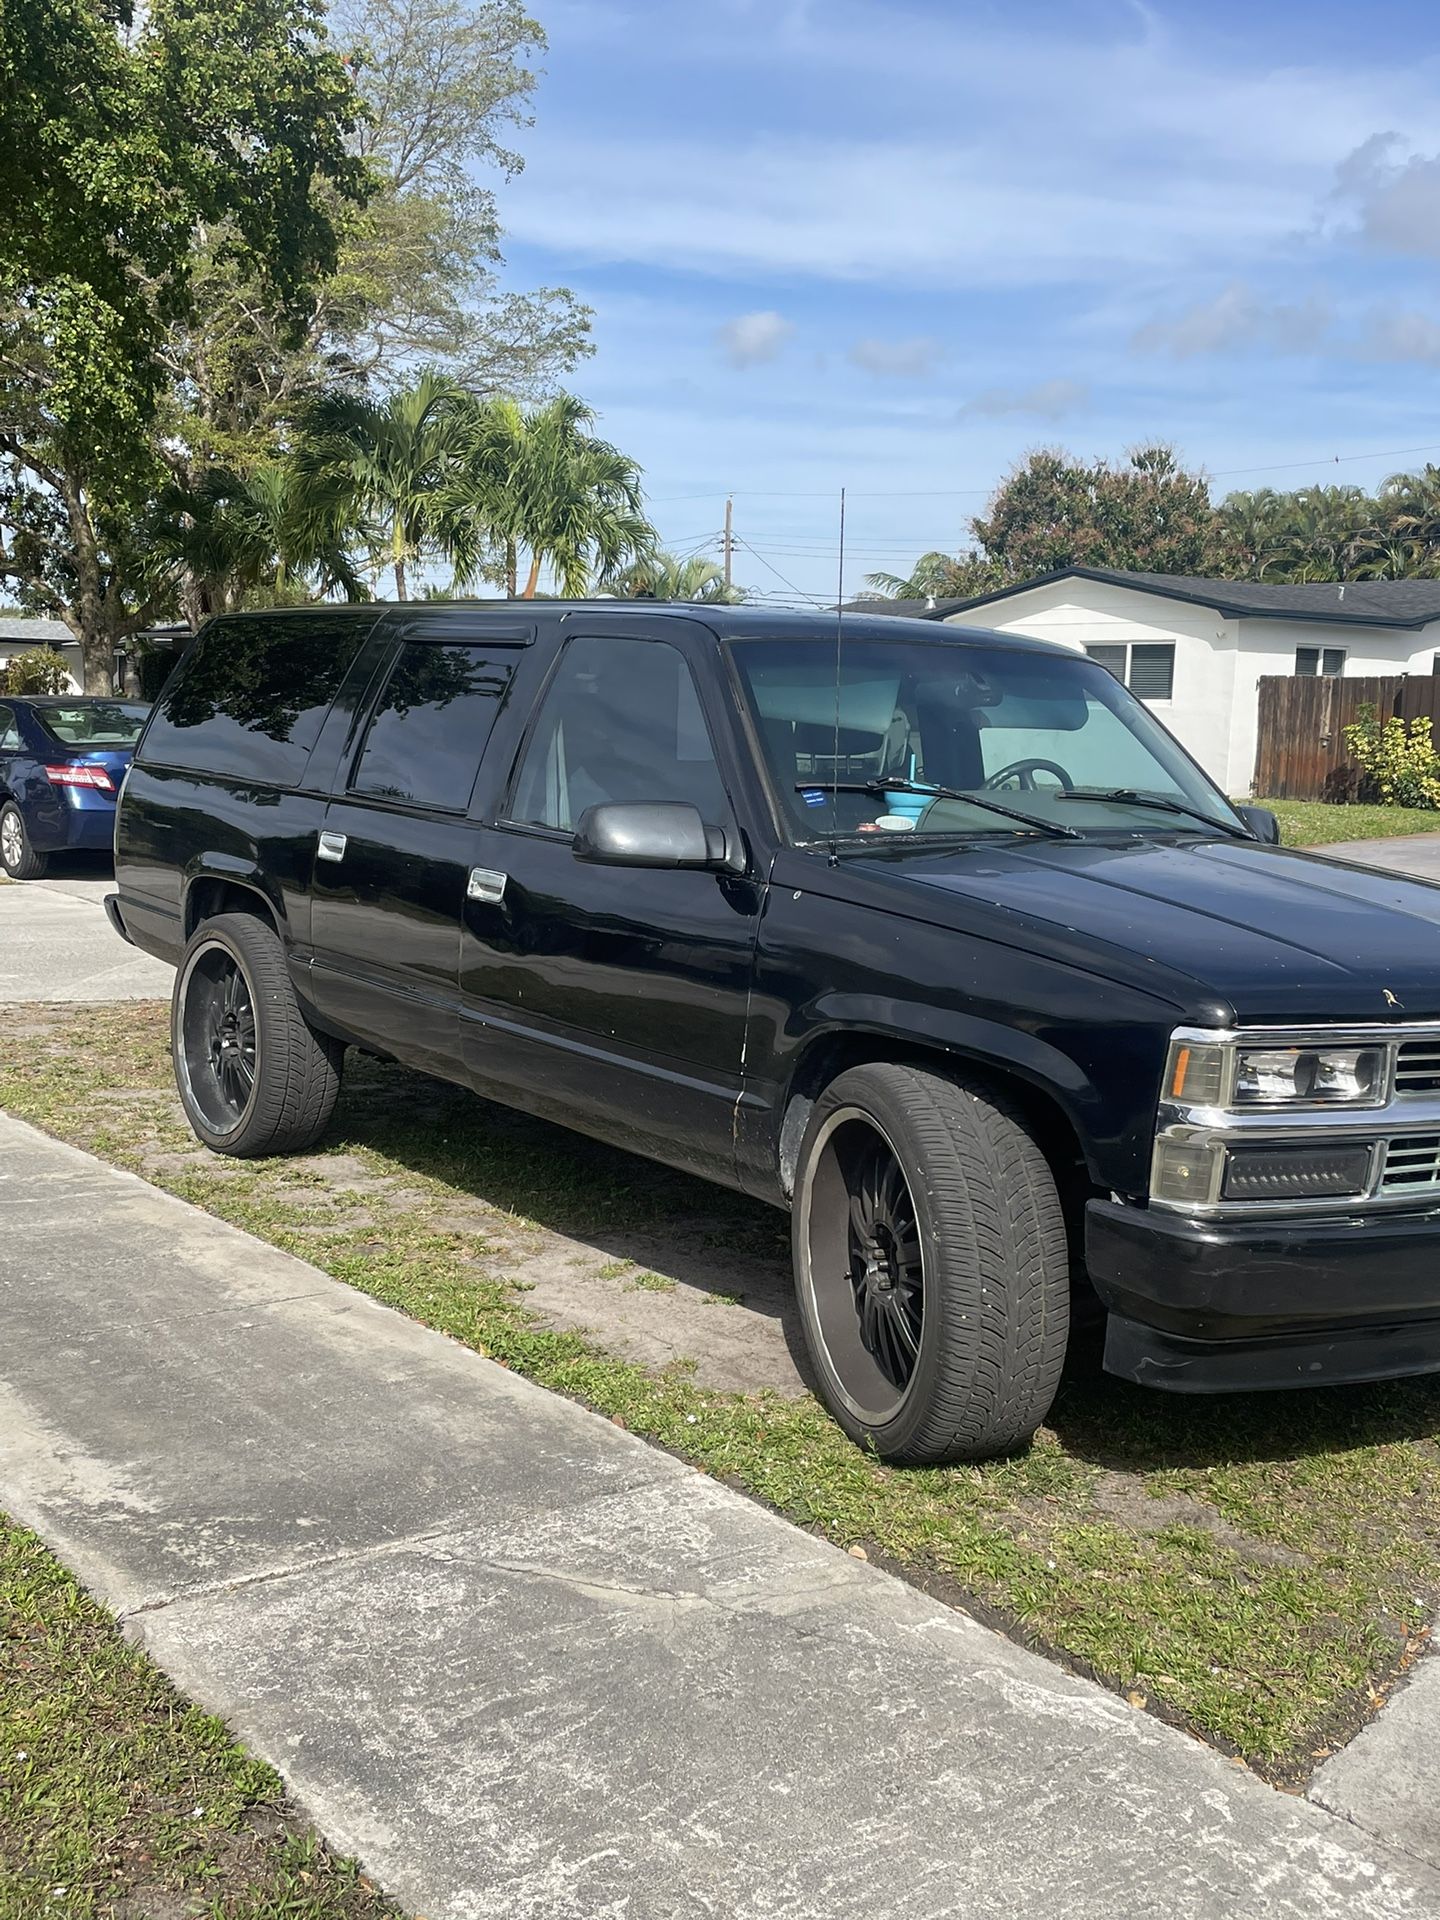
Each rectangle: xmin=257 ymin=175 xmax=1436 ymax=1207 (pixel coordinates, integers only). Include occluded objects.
xmin=110 ymin=601 xmax=1440 ymax=1463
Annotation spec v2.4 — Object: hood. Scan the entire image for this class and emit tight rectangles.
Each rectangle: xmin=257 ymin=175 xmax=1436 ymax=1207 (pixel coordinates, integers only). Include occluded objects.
xmin=846 ymin=836 xmax=1440 ymax=1025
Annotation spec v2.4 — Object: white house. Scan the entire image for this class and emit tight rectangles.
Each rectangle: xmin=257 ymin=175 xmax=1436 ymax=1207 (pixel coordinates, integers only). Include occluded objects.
xmin=873 ymin=571 xmax=1440 ymax=796
xmin=0 ymin=614 xmax=81 ymax=690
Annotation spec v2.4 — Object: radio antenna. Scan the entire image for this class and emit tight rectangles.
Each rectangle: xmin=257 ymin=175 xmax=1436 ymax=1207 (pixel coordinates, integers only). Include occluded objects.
xmin=829 ymin=485 xmax=847 ymax=866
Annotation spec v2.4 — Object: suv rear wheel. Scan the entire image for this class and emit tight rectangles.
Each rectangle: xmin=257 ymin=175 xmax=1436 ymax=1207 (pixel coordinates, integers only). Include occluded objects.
xmin=172 ymin=911 xmax=343 ymax=1157
xmin=792 ymin=1062 xmax=1069 ymax=1464
xmin=1 ymin=803 xmax=48 ymax=880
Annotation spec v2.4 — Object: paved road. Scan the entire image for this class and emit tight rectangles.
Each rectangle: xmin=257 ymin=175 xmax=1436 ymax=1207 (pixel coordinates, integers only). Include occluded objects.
xmin=0 ymin=864 xmax=172 ymax=1002
xmin=1312 ymin=832 xmax=1440 ymax=881
xmin=0 ymin=1115 xmax=1436 ymax=1920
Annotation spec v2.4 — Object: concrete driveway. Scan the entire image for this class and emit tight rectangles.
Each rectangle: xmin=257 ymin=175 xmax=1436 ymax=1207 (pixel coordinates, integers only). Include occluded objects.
xmin=0 ymin=861 xmax=173 ymax=1002
xmin=1313 ymin=832 xmax=1440 ymax=880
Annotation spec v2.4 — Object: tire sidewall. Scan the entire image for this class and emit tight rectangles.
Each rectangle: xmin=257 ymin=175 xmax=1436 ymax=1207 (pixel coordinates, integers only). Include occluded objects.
xmin=793 ymin=1073 xmax=972 ymax=1457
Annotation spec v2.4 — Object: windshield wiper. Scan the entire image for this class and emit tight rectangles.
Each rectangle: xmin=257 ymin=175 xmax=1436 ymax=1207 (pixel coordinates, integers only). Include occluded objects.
xmin=1057 ymin=788 xmax=1251 ymax=839
xmin=795 ymin=779 xmax=1082 ymax=840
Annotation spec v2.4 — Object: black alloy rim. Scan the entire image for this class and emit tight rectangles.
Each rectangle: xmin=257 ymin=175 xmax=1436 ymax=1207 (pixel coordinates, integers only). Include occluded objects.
xmin=178 ymin=944 xmax=257 ymax=1132
xmin=803 ymin=1109 xmax=926 ymax=1421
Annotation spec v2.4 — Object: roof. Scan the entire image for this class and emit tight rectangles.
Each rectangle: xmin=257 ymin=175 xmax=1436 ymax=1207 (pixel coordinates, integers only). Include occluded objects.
xmin=0 ymin=615 xmax=75 ymax=646
xmin=940 ymin=568 xmax=1440 ymax=630
xmin=186 ymin=598 xmax=1069 ymax=650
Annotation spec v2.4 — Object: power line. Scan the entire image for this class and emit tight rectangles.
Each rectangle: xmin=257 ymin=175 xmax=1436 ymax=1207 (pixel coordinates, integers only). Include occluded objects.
xmin=731 ymin=537 xmax=828 ymax=604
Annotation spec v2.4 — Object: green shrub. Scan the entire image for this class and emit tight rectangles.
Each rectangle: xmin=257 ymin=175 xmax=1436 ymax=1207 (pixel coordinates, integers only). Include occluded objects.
xmin=1344 ymin=703 xmax=1440 ymax=809
xmin=0 ymin=644 xmax=72 ymax=695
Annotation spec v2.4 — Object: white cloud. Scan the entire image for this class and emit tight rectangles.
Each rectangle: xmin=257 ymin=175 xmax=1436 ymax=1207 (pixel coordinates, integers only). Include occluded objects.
xmin=960 ymin=378 xmax=1088 ymax=420
xmin=1131 ymin=283 xmax=1332 ymax=358
xmin=847 ymin=337 xmax=945 ymax=379
xmin=1333 ymin=135 xmax=1440 ymax=260
xmin=717 ymin=310 xmax=794 ymax=368
xmin=1360 ymin=309 xmax=1440 ymax=364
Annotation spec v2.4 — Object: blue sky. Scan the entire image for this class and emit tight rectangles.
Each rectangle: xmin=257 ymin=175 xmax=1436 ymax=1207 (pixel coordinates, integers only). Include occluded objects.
xmin=492 ymin=0 xmax=1440 ymax=600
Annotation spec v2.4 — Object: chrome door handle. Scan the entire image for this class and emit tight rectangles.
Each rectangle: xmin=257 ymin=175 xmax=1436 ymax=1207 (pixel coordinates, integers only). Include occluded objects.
xmin=467 ymin=867 xmax=507 ymax=905
xmin=317 ymin=830 xmax=347 ymax=863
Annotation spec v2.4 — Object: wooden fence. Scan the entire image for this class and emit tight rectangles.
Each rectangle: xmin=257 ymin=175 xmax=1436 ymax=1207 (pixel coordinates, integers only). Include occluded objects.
xmin=1253 ymin=675 xmax=1440 ymax=800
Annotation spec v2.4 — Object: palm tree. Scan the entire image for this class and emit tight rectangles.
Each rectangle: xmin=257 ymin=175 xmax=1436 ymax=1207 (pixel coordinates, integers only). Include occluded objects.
xmin=1379 ymin=466 xmax=1440 ymax=574
xmin=295 ymin=373 xmax=486 ymax=600
xmin=608 ymin=550 xmax=743 ymax=603
xmin=863 ymin=551 xmax=1002 ymax=601
xmin=147 ymin=462 xmax=365 ymax=624
xmin=471 ymin=394 xmax=654 ymax=598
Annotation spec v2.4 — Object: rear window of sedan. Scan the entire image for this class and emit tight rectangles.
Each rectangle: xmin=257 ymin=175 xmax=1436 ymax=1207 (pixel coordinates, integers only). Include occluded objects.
xmin=33 ymin=702 xmax=149 ymax=747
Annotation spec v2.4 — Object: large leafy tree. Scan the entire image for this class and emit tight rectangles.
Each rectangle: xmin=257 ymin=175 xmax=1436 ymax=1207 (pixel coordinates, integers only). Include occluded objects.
xmin=0 ymin=0 xmax=367 ymax=686
xmin=164 ymin=0 xmax=593 ymax=478
xmin=971 ymin=445 xmax=1219 ymax=579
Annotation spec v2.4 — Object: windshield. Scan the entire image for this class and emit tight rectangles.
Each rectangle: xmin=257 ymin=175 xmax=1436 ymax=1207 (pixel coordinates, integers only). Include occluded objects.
xmin=729 ymin=637 xmax=1242 ymax=843
xmin=33 ymin=701 xmax=149 ymax=748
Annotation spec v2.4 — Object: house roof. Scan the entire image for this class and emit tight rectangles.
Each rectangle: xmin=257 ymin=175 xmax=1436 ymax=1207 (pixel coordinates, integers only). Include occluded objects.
xmin=939 ymin=567 xmax=1440 ymax=630
xmin=838 ymin=597 xmax=945 ymax=618
xmin=0 ymin=615 xmax=75 ymax=646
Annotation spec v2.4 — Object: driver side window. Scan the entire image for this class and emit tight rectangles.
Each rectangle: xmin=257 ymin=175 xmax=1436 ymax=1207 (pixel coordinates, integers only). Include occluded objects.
xmin=512 ymin=634 xmax=727 ymax=832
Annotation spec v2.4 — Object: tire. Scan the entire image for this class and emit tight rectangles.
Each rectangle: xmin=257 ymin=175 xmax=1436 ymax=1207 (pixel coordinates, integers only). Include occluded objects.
xmin=1 ymin=803 xmax=48 ymax=880
xmin=171 ymin=911 xmax=343 ymax=1157
xmin=792 ymin=1062 xmax=1069 ymax=1465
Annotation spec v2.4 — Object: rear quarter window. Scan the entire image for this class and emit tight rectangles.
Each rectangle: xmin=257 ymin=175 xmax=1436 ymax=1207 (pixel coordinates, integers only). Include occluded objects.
xmin=138 ymin=614 xmax=375 ymax=786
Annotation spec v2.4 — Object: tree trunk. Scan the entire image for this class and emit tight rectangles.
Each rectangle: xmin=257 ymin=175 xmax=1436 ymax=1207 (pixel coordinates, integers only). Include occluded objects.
xmin=394 ymin=554 xmax=408 ymax=600
xmin=505 ymin=540 xmax=517 ymax=598
xmin=521 ymin=553 xmax=541 ymax=599
xmin=58 ymin=472 xmax=113 ymax=692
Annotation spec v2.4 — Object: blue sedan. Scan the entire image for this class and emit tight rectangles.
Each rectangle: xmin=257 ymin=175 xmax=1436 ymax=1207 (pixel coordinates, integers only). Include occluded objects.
xmin=0 ymin=695 xmax=150 ymax=880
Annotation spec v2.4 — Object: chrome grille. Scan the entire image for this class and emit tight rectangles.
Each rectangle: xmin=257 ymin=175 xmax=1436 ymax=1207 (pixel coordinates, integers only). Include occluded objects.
xmin=1396 ymin=1041 xmax=1440 ymax=1094
xmin=1382 ymin=1134 xmax=1440 ymax=1193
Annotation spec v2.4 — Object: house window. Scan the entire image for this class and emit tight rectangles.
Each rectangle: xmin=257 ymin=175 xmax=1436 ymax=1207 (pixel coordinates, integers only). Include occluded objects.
xmin=1295 ymin=646 xmax=1346 ymax=678
xmin=1083 ymin=642 xmax=1175 ymax=701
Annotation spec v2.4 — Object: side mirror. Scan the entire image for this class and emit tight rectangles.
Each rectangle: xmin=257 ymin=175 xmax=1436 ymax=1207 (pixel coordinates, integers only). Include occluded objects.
xmin=572 ymin=802 xmax=739 ymax=872
xmin=1234 ymin=804 xmax=1281 ymax=845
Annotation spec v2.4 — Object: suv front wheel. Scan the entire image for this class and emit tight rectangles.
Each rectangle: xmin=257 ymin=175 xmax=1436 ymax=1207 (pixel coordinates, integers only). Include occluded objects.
xmin=172 ymin=911 xmax=343 ymax=1157
xmin=792 ymin=1062 xmax=1069 ymax=1464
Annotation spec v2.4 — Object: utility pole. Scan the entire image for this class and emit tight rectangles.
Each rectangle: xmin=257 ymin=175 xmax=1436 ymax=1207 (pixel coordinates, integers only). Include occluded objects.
xmin=723 ymin=495 xmax=733 ymax=593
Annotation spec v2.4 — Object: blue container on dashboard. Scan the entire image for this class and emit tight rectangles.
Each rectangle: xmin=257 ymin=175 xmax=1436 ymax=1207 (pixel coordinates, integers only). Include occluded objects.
xmin=882 ymin=789 xmax=929 ymax=821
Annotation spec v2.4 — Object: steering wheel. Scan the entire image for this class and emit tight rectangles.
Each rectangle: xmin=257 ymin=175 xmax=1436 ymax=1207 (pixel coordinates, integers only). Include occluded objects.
xmin=983 ymin=758 xmax=1074 ymax=793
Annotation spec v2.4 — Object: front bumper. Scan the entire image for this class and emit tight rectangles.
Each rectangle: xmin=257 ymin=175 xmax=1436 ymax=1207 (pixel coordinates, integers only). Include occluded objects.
xmin=1086 ymin=1197 xmax=1440 ymax=1392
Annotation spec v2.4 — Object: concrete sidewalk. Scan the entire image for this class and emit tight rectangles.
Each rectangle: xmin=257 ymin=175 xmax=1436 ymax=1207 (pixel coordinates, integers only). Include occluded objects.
xmin=0 ymin=870 xmax=172 ymax=1001
xmin=1 ymin=1114 xmax=1437 ymax=1920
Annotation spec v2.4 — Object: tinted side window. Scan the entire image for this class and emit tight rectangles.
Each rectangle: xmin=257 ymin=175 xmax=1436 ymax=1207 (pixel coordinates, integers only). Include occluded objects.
xmin=139 ymin=615 xmax=373 ymax=785
xmin=351 ymin=642 xmax=517 ymax=813
xmin=0 ymin=706 xmax=18 ymax=752
xmin=511 ymin=634 xmax=726 ymax=832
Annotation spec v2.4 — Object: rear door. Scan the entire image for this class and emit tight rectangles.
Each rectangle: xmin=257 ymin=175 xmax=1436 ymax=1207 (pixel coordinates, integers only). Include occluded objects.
xmin=308 ymin=612 xmax=533 ymax=1081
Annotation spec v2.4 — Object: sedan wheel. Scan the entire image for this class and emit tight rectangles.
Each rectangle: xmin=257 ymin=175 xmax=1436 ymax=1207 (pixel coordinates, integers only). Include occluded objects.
xmin=0 ymin=803 xmax=48 ymax=880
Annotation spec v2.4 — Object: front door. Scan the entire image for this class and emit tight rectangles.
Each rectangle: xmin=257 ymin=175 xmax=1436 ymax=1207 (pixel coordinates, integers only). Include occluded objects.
xmin=459 ymin=624 xmax=764 ymax=1183
xmin=309 ymin=628 xmax=526 ymax=1080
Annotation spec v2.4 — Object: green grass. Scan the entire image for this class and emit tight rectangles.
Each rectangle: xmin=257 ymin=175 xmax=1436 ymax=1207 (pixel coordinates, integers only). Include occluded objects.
xmin=0 ymin=1515 xmax=397 ymax=1920
xmin=1257 ymin=797 xmax=1440 ymax=846
xmin=3 ymin=1004 xmax=1439 ymax=1782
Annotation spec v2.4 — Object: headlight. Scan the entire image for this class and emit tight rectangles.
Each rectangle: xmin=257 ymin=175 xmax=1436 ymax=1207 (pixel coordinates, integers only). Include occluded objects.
xmin=1166 ymin=1039 xmax=1385 ymax=1110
